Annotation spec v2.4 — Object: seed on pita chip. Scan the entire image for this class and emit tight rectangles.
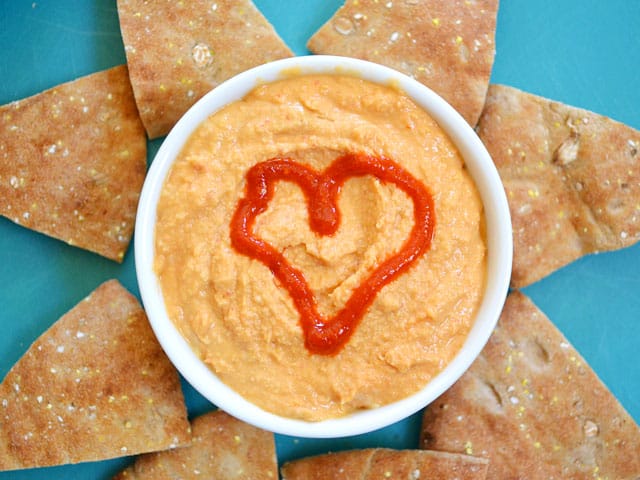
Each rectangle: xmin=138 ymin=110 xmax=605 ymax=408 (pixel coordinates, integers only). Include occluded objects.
xmin=0 ymin=280 xmax=191 ymax=472
xmin=0 ymin=65 xmax=146 ymax=263
xmin=307 ymin=0 xmax=498 ymax=126
xmin=420 ymin=291 xmax=640 ymax=479
xmin=116 ymin=0 xmax=294 ymax=139
xmin=281 ymin=448 xmax=488 ymax=480
xmin=477 ymin=84 xmax=640 ymax=287
xmin=114 ymin=409 xmax=277 ymax=480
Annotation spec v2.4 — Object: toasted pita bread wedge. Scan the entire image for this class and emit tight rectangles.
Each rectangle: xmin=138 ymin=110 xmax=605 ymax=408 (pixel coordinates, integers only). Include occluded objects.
xmin=281 ymin=448 xmax=488 ymax=480
xmin=307 ymin=0 xmax=498 ymax=126
xmin=116 ymin=0 xmax=293 ymax=139
xmin=0 ymin=280 xmax=191 ymax=471
xmin=420 ymin=291 xmax=640 ymax=479
xmin=477 ymin=84 xmax=640 ymax=287
xmin=0 ymin=65 xmax=146 ymax=262
xmin=114 ymin=410 xmax=277 ymax=480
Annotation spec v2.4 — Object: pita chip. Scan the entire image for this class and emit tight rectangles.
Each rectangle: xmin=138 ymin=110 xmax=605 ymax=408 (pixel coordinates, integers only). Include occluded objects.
xmin=307 ymin=0 xmax=498 ymax=126
xmin=0 ymin=280 xmax=191 ymax=471
xmin=477 ymin=84 xmax=640 ymax=287
xmin=281 ymin=448 xmax=488 ymax=480
xmin=0 ymin=65 xmax=146 ymax=262
xmin=420 ymin=291 xmax=640 ymax=479
xmin=117 ymin=0 xmax=293 ymax=139
xmin=114 ymin=410 xmax=277 ymax=480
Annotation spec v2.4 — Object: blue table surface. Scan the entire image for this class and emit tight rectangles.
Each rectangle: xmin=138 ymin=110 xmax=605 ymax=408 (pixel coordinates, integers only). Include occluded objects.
xmin=1 ymin=1 xmax=639 ymax=478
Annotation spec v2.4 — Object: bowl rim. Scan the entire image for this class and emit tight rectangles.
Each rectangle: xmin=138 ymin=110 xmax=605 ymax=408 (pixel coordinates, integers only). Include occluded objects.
xmin=135 ymin=54 xmax=512 ymax=438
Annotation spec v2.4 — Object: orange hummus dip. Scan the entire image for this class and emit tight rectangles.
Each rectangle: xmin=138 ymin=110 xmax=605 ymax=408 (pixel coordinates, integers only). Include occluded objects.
xmin=154 ymin=74 xmax=486 ymax=421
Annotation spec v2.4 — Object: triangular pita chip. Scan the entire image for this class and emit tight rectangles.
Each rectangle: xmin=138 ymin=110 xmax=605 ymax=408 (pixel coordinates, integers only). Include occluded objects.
xmin=0 ymin=65 xmax=146 ymax=262
xmin=281 ymin=448 xmax=488 ymax=480
xmin=0 ymin=280 xmax=191 ymax=471
xmin=420 ymin=291 xmax=640 ymax=479
xmin=117 ymin=0 xmax=293 ymax=138
xmin=307 ymin=0 xmax=498 ymax=126
xmin=477 ymin=84 xmax=640 ymax=287
xmin=114 ymin=409 xmax=277 ymax=479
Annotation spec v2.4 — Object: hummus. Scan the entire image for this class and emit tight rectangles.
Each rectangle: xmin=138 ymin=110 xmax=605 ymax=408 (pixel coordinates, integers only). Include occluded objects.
xmin=154 ymin=74 xmax=486 ymax=421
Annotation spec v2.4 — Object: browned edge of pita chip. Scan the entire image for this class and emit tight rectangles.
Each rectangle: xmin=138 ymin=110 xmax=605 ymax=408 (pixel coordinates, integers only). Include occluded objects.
xmin=307 ymin=0 xmax=498 ymax=126
xmin=117 ymin=0 xmax=293 ymax=139
xmin=0 ymin=280 xmax=191 ymax=472
xmin=113 ymin=409 xmax=277 ymax=480
xmin=0 ymin=65 xmax=147 ymax=262
xmin=477 ymin=84 xmax=640 ymax=287
xmin=420 ymin=291 xmax=640 ymax=479
xmin=281 ymin=448 xmax=488 ymax=480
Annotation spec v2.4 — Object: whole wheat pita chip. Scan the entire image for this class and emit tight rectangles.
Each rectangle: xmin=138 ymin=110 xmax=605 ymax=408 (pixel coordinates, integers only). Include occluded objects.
xmin=281 ymin=448 xmax=488 ymax=480
xmin=477 ymin=84 xmax=640 ymax=287
xmin=420 ymin=291 xmax=640 ymax=479
xmin=307 ymin=0 xmax=498 ymax=126
xmin=0 ymin=280 xmax=191 ymax=471
xmin=116 ymin=0 xmax=293 ymax=139
xmin=114 ymin=409 xmax=277 ymax=480
xmin=0 ymin=65 xmax=146 ymax=262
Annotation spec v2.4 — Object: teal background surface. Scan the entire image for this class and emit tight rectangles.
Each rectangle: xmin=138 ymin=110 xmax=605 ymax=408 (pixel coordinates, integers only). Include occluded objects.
xmin=1 ymin=1 xmax=639 ymax=478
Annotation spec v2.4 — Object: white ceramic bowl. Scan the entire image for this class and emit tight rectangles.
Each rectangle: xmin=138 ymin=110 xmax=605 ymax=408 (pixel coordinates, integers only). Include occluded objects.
xmin=135 ymin=55 xmax=512 ymax=438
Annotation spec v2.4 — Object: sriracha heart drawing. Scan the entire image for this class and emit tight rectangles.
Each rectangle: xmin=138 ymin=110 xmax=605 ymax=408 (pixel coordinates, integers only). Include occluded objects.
xmin=230 ymin=152 xmax=435 ymax=355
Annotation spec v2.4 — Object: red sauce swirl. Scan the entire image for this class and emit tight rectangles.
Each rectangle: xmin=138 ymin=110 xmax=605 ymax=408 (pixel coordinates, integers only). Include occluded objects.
xmin=230 ymin=152 xmax=435 ymax=355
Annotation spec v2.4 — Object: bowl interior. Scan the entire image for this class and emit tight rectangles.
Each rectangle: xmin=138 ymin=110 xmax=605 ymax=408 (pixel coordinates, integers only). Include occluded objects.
xmin=135 ymin=55 xmax=512 ymax=438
